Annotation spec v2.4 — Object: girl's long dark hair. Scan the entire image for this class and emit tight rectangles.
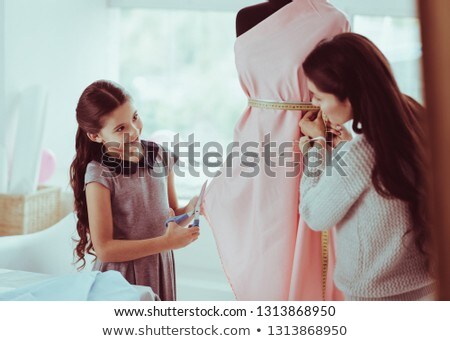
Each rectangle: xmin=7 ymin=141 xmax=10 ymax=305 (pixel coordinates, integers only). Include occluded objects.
xmin=70 ymin=80 xmax=130 ymax=269
xmin=303 ymin=33 xmax=431 ymax=271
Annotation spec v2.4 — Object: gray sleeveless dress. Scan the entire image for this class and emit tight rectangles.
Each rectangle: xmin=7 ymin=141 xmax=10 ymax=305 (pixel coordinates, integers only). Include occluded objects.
xmin=84 ymin=142 xmax=176 ymax=300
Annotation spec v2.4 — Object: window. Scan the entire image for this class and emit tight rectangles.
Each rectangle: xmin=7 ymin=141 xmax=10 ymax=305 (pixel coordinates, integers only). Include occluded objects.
xmin=331 ymin=0 xmax=423 ymax=102
xmin=352 ymin=16 xmax=423 ymax=103
xmin=119 ymin=9 xmax=244 ymax=200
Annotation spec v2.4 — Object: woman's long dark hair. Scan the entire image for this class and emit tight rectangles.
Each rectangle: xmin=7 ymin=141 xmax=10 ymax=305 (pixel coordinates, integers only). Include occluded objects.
xmin=70 ymin=80 xmax=130 ymax=269
xmin=303 ymin=33 xmax=431 ymax=270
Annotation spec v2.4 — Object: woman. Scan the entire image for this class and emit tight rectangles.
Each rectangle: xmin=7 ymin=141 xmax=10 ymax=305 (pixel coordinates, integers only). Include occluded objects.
xmin=298 ymin=33 xmax=435 ymax=300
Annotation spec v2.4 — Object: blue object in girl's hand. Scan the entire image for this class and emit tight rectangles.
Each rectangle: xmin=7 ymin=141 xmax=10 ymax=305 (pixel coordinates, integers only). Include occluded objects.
xmin=164 ymin=211 xmax=194 ymax=227
xmin=164 ymin=180 xmax=208 ymax=228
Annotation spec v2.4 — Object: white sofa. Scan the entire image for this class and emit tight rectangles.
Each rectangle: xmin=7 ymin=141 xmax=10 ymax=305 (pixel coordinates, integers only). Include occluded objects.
xmin=0 ymin=193 xmax=94 ymax=274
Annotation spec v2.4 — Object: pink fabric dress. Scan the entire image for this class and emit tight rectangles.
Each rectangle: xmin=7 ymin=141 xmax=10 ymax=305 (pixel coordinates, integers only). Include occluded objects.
xmin=203 ymin=0 xmax=350 ymax=300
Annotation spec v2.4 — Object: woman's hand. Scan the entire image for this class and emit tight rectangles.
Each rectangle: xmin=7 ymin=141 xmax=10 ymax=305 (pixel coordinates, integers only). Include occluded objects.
xmin=299 ymin=110 xmax=326 ymax=138
xmin=326 ymin=121 xmax=353 ymax=148
xmin=298 ymin=135 xmax=312 ymax=154
xmin=164 ymin=209 xmax=200 ymax=250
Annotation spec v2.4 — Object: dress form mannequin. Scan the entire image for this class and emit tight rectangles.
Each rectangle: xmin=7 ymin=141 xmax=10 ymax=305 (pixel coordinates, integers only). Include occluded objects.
xmin=236 ymin=0 xmax=293 ymax=37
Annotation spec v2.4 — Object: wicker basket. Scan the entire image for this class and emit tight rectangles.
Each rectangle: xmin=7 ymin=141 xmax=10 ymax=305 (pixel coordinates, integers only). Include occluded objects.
xmin=0 ymin=186 xmax=62 ymax=236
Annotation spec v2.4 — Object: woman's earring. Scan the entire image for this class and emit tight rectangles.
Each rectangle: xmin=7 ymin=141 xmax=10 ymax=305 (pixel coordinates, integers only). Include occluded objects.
xmin=353 ymin=120 xmax=363 ymax=133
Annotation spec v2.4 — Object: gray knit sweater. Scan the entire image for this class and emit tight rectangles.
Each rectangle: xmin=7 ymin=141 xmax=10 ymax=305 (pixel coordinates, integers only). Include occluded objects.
xmin=299 ymin=134 xmax=434 ymax=300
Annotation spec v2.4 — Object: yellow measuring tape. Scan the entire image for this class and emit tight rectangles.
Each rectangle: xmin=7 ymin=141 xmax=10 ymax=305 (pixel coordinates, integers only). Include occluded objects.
xmin=321 ymin=230 xmax=329 ymax=301
xmin=248 ymin=98 xmax=320 ymax=111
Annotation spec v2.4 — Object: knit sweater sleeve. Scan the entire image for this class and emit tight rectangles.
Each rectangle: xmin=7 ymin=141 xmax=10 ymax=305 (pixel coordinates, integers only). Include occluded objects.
xmin=299 ymin=136 xmax=374 ymax=231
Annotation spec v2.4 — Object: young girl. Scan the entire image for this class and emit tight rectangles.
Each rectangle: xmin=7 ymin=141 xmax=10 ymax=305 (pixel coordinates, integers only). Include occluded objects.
xmin=298 ymin=33 xmax=435 ymax=300
xmin=70 ymin=80 xmax=200 ymax=301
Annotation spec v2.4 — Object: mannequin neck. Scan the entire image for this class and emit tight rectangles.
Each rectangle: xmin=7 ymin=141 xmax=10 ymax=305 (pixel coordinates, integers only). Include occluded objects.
xmin=236 ymin=0 xmax=293 ymax=37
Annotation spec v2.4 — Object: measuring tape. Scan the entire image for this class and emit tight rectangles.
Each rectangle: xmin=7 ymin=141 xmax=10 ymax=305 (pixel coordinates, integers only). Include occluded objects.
xmin=321 ymin=230 xmax=329 ymax=301
xmin=248 ymin=98 xmax=320 ymax=111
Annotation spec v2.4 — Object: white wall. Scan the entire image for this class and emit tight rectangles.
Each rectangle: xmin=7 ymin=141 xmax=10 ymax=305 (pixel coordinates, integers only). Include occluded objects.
xmin=2 ymin=0 xmax=119 ymax=191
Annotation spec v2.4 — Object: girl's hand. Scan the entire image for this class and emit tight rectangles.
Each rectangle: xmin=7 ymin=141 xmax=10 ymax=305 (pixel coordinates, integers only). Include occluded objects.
xmin=164 ymin=209 xmax=200 ymax=250
xmin=299 ymin=110 xmax=326 ymax=138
